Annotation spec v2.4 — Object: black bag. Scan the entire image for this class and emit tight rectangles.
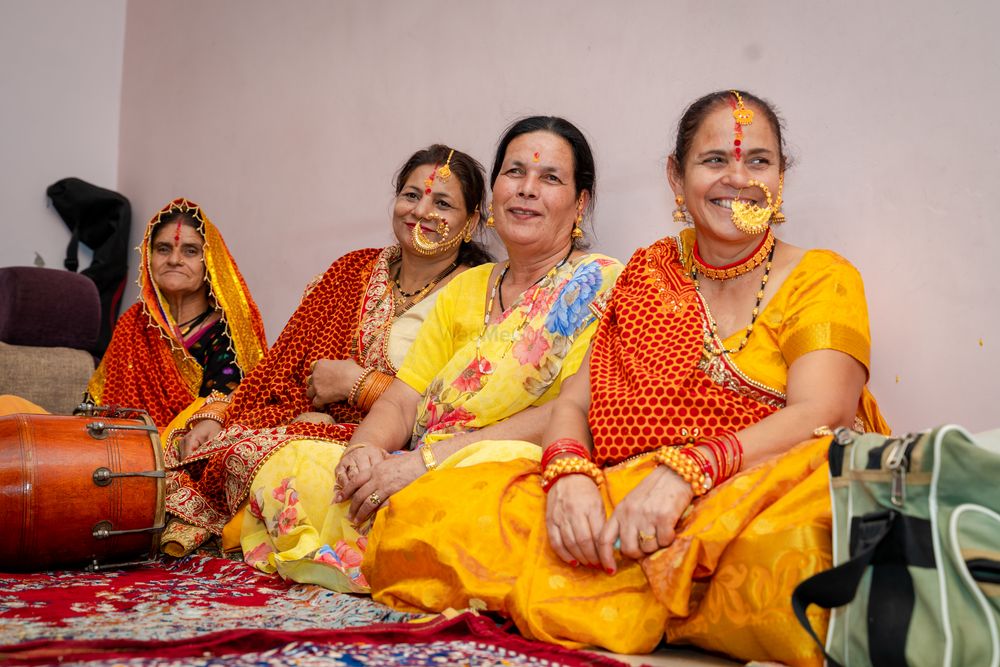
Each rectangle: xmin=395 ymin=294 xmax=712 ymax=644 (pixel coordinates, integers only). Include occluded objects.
xmin=46 ymin=177 xmax=131 ymax=357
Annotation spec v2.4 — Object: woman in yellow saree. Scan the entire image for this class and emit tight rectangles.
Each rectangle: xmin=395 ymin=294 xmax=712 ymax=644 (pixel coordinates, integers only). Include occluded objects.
xmin=361 ymin=92 xmax=890 ymax=667
xmin=241 ymin=117 xmax=624 ymax=592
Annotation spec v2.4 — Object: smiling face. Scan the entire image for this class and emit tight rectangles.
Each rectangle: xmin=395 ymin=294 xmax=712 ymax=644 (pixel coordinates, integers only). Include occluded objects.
xmin=491 ymin=130 xmax=585 ymax=255
xmin=668 ymin=102 xmax=781 ymax=241
xmin=149 ymin=220 xmax=207 ymax=301
xmin=392 ymin=163 xmax=472 ymax=255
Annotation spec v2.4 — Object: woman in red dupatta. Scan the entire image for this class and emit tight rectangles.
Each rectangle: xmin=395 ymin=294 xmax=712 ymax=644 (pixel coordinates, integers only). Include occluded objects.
xmin=87 ymin=198 xmax=266 ymax=427
xmin=362 ymin=92 xmax=889 ymax=667
xmin=160 ymin=145 xmax=491 ymax=555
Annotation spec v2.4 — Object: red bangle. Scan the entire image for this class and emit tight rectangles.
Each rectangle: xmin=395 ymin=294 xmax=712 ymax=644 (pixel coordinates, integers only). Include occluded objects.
xmin=682 ymin=445 xmax=715 ymax=486
xmin=541 ymin=438 xmax=591 ymax=469
xmin=697 ymin=432 xmax=744 ymax=485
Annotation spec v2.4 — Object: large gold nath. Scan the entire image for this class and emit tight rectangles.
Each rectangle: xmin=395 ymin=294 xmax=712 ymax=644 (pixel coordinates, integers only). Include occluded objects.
xmin=730 ymin=180 xmax=774 ymax=235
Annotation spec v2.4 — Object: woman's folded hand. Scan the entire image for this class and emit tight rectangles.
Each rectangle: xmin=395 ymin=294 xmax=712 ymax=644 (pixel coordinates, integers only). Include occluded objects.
xmin=179 ymin=419 xmax=224 ymax=459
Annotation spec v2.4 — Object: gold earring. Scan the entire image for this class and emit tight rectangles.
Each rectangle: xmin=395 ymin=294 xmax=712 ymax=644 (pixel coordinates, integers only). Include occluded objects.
xmin=486 ymin=202 xmax=494 ymax=227
xmin=771 ymin=172 xmax=786 ymax=224
xmin=571 ymin=197 xmax=584 ymax=240
xmin=730 ymin=180 xmax=774 ymax=235
xmin=463 ymin=221 xmax=474 ymax=243
xmin=672 ymin=195 xmax=688 ymax=224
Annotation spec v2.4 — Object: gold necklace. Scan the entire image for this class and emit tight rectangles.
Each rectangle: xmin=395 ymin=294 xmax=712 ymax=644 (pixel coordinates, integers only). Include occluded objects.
xmin=391 ymin=261 xmax=458 ymax=317
xmin=393 ymin=261 xmax=458 ymax=297
xmin=692 ymin=242 xmax=775 ymax=356
xmin=691 ymin=228 xmax=774 ymax=281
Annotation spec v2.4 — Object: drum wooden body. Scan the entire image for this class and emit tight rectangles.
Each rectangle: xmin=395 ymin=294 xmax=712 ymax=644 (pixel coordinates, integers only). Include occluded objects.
xmin=0 ymin=410 xmax=165 ymax=571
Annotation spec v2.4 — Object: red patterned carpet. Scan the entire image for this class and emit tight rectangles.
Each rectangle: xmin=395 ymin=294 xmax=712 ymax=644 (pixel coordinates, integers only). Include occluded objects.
xmin=0 ymin=555 xmax=632 ymax=666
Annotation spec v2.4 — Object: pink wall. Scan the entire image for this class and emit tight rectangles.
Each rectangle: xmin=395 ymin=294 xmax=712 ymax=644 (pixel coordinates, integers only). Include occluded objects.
xmin=117 ymin=0 xmax=1000 ymax=432
xmin=0 ymin=0 xmax=125 ymax=270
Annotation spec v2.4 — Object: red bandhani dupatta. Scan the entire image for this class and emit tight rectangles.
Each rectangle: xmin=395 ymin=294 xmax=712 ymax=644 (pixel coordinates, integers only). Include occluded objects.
xmin=588 ymin=237 xmax=782 ymax=466
xmin=165 ymin=247 xmax=402 ymax=534
xmin=87 ymin=198 xmax=266 ymax=427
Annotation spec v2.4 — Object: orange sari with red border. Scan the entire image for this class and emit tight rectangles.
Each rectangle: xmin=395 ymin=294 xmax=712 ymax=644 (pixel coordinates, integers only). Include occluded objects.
xmin=164 ymin=247 xmax=406 ymax=535
xmin=87 ymin=198 xmax=266 ymax=427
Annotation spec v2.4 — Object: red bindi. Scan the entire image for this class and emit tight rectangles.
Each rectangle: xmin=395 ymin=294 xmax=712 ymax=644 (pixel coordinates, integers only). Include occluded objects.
xmin=424 ymin=163 xmax=438 ymax=193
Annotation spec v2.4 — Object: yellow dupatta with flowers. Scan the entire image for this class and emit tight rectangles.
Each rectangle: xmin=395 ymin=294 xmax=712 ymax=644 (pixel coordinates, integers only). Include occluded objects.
xmin=396 ymin=253 xmax=623 ymax=448
xmin=87 ymin=198 xmax=266 ymax=427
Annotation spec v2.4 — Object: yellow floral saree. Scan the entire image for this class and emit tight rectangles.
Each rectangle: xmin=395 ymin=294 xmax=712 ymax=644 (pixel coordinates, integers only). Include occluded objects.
xmin=240 ymin=254 xmax=623 ymax=592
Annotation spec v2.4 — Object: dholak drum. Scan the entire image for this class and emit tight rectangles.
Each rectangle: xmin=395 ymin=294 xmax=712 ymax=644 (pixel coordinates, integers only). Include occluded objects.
xmin=0 ymin=406 xmax=166 ymax=571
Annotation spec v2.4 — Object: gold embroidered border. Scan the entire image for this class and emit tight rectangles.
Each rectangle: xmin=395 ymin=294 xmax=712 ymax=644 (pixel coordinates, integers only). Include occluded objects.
xmin=696 ymin=319 xmax=787 ymax=410
xmin=356 ymin=246 xmax=401 ymax=374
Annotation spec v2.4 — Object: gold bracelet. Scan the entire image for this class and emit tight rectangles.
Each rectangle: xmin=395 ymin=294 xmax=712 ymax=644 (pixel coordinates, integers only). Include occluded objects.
xmin=185 ymin=410 xmax=225 ymax=429
xmin=540 ymin=456 xmax=604 ymax=492
xmin=654 ymin=446 xmax=712 ymax=496
xmin=204 ymin=390 xmax=231 ymax=405
xmin=420 ymin=445 xmax=438 ymax=471
xmin=347 ymin=368 xmax=376 ymax=407
xmin=193 ymin=398 xmax=229 ymax=417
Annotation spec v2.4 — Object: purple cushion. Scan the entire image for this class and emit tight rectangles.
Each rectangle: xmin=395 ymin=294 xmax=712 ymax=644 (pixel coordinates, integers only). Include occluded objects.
xmin=0 ymin=266 xmax=100 ymax=349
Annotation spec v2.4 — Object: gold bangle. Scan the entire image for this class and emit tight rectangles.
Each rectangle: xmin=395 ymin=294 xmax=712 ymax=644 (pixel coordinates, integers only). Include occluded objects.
xmin=347 ymin=368 xmax=376 ymax=407
xmin=420 ymin=445 xmax=438 ymax=471
xmin=654 ymin=446 xmax=712 ymax=496
xmin=204 ymin=390 xmax=231 ymax=405
xmin=185 ymin=411 xmax=225 ymax=429
xmin=540 ymin=456 xmax=604 ymax=492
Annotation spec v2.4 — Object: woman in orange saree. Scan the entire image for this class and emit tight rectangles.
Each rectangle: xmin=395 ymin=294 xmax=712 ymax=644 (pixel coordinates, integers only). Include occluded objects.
xmin=160 ymin=145 xmax=492 ymax=555
xmin=361 ymin=91 xmax=890 ymax=667
xmin=85 ymin=198 xmax=266 ymax=427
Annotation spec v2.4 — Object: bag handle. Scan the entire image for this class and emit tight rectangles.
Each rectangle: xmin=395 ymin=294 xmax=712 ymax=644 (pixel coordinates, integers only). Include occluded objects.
xmin=792 ymin=510 xmax=898 ymax=667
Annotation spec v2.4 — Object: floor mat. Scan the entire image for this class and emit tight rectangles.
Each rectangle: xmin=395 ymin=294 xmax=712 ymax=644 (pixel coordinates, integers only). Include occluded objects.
xmin=4 ymin=613 xmax=632 ymax=666
xmin=0 ymin=555 xmax=632 ymax=666
xmin=0 ymin=554 xmax=415 ymax=644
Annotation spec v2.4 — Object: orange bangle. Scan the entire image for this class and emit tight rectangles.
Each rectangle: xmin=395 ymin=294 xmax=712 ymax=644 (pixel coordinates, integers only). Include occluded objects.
xmin=358 ymin=372 xmax=393 ymax=412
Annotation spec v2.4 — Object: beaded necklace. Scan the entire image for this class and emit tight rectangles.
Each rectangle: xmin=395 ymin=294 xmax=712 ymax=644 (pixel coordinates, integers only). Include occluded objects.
xmin=390 ymin=261 xmax=458 ymax=317
xmin=692 ymin=241 xmax=776 ymax=356
xmin=473 ymin=247 xmax=575 ymax=375
xmin=393 ymin=261 xmax=459 ymax=297
xmin=691 ymin=228 xmax=774 ymax=281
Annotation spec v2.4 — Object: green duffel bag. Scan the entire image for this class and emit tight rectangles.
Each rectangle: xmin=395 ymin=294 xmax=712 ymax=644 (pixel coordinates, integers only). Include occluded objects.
xmin=792 ymin=425 xmax=1000 ymax=667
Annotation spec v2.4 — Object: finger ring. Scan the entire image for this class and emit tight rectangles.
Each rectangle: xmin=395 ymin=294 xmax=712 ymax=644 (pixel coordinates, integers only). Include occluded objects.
xmin=368 ymin=492 xmax=382 ymax=506
xmin=639 ymin=531 xmax=656 ymax=542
